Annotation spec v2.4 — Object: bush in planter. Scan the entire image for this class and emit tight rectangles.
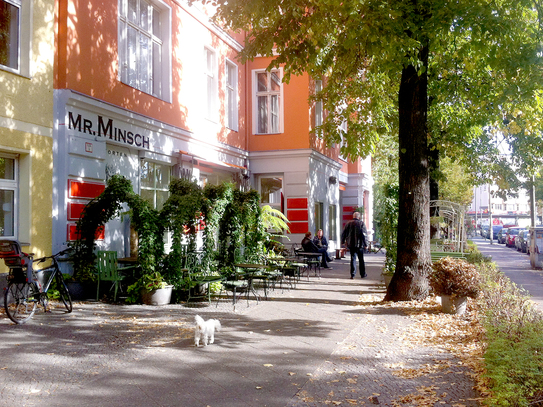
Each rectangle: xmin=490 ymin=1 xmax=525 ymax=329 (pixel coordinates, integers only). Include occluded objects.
xmin=126 ymin=271 xmax=169 ymax=303
xmin=429 ymin=257 xmax=481 ymax=299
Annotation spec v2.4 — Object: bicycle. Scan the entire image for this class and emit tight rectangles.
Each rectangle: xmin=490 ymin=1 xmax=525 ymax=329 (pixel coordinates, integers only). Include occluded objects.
xmin=1 ymin=240 xmax=72 ymax=324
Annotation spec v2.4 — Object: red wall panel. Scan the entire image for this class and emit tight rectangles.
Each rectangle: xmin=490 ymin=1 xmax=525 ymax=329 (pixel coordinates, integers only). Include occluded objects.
xmin=287 ymin=198 xmax=308 ymax=209
xmin=289 ymin=222 xmax=309 ymax=234
xmin=69 ymin=179 xmax=105 ymax=199
xmin=68 ymin=202 xmax=87 ymax=221
xmin=287 ymin=210 xmax=308 ymax=222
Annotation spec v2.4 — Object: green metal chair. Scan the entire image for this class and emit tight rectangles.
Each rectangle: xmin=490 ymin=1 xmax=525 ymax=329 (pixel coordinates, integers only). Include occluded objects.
xmin=184 ymin=253 xmax=224 ymax=304
xmin=96 ymin=251 xmax=135 ymax=302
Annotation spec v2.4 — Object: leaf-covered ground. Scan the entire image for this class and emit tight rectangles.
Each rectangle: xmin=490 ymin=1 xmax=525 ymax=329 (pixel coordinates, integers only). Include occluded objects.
xmin=289 ymin=294 xmax=488 ymax=406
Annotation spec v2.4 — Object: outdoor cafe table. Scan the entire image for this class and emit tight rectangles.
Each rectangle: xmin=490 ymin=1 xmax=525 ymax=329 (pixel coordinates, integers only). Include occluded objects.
xmin=234 ymin=263 xmax=268 ymax=302
xmin=295 ymin=252 xmax=323 ymax=277
xmin=267 ymin=256 xmax=306 ymax=286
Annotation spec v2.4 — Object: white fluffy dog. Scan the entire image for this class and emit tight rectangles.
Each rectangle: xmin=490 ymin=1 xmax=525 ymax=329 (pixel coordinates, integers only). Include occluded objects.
xmin=194 ymin=315 xmax=221 ymax=347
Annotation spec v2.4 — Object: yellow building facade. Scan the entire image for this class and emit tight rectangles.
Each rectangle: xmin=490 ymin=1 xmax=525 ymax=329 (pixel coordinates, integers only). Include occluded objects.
xmin=0 ymin=0 xmax=55 ymax=269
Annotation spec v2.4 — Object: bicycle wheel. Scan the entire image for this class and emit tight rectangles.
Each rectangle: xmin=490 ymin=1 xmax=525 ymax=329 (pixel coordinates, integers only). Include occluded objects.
xmin=4 ymin=282 xmax=38 ymax=324
xmin=55 ymin=273 xmax=73 ymax=313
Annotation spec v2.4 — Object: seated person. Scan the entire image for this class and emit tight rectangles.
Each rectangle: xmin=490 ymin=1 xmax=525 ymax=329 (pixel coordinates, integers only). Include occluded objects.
xmin=301 ymin=232 xmax=330 ymax=268
xmin=313 ymin=229 xmax=333 ymax=262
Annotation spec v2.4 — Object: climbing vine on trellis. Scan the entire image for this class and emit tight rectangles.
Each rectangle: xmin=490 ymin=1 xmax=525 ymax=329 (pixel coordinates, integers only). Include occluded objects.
xmin=74 ymin=175 xmax=269 ymax=302
xmin=72 ymin=175 xmax=165 ymax=280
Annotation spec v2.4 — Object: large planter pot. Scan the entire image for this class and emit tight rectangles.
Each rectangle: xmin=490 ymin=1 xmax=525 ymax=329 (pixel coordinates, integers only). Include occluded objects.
xmin=440 ymin=295 xmax=468 ymax=315
xmin=141 ymin=285 xmax=173 ymax=306
xmin=66 ymin=281 xmax=95 ymax=301
xmin=383 ymin=274 xmax=393 ymax=288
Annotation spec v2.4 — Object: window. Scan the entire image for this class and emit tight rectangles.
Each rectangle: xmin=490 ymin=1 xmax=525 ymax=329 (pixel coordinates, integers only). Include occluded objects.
xmin=328 ymin=204 xmax=337 ymax=241
xmin=225 ymin=60 xmax=238 ymax=130
xmin=0 ymin=154 xmax=17 ymax=237
xmin=204 ymin=47 xmax=218 ymax=120
xmin=314 ymin=80 xmax=323 ymax=136
xmin=314 ymin=202 xmax=323 ymax=232
xmin=0 ymin=0 xmax=30 ymax=76
xmin=254 ymin=69 xmax=283 ymax=134
xmin=259 ymin=176 xmax=283 ymax=212
xmin=141 ymin=160 xmax=170 ymax=210
xmin=119 ymin=0 xmax=171 ymax=101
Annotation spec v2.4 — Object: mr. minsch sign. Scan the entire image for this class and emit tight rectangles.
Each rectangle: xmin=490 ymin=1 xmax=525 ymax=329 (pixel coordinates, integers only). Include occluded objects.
xmin=68 ymin=111 xmax=150 ymax=150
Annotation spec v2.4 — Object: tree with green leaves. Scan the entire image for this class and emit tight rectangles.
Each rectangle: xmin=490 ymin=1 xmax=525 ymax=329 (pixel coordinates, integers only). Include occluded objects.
xmin=200 ymin=0 xmax=543 ymax=300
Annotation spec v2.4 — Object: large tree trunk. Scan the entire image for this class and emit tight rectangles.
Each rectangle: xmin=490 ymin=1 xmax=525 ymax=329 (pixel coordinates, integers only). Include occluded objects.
xmin=384 ymin=45 xmax=432 ymax=302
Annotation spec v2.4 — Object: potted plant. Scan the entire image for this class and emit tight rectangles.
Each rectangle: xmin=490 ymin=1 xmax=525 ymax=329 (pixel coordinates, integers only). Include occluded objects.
xmin=128 ymin=271 xmax=173 ymax=305
xmin=382 ymin=269 xmax=395 ymax=288
xmin=64 ymin=271 xmax=97 ymax=300
xmin=429 ymin=257 xmax=480 ymax=314
xmin=63 ymin=249 xmax=98 ymax=301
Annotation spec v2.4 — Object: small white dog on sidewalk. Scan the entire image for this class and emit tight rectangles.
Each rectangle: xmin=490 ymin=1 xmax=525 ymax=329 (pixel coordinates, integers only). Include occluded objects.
xmin=194 ymin=315 xmax=221 ymax=347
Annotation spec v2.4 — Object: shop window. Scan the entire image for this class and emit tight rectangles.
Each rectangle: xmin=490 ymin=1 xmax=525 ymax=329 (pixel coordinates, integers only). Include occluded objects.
xmin=328 ymin=204 xmax=337 ymax=241
xmin=254 ymin=69 xmax=283 ymax=134
xmin=226 ymin=60 xmax=238 ymax=130
xmin=314 ymin=202 xmax=323 ymax=232
xmin=0 ymin=154 xmax=17 ymax=237
xmin=119 ymin=0 xmax=171 ymax=101
xmin=0 ymin=0 xmax=30 ymax=77
xmin=204 ymin=47 xmax=218 ymax=120
xmin=259 ymin=176 xmax=283 ymax=212
xmin=141 ymin=160 xmax=170 ymax=210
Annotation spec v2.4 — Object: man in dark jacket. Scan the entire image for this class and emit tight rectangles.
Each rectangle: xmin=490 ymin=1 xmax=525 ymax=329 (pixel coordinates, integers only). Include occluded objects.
xmin=341 ymin=212 xmax=368 ymax=279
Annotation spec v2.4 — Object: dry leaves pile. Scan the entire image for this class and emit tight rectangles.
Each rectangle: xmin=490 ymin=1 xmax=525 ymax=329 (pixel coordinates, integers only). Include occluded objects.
xmin=363 ymin=294 xmax=489 ymax=406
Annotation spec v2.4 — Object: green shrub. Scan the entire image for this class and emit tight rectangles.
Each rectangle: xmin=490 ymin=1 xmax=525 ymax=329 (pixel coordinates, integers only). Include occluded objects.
xmin=476 ymin=259 xmax=543 ymax=406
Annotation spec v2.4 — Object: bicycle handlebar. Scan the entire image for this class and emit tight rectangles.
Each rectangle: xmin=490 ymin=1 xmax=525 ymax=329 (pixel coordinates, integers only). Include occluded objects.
xmin=35 ymin=248 xmax=73 ymax=264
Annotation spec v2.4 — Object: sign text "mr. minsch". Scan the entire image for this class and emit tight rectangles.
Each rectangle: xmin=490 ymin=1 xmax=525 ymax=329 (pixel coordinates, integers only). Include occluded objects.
xmin=68 ymin=112 xmax=150 ymax=149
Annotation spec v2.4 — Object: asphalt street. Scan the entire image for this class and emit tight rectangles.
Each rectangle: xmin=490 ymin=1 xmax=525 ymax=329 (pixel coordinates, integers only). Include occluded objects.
xmin=473 ymin=236 xmax=543 ymax=311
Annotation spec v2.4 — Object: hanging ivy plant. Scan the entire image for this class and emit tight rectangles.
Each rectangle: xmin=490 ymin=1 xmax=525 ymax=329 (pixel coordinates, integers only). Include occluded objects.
xmin=73 ymin=174 xmax=272 ymax=303
xmin=201 ymin=183 xmax=234 ymax=270
xmin=72 ymin=175 xmax=165 ymax=283
xmin=160 ymin=178 xmax=204 ymax=299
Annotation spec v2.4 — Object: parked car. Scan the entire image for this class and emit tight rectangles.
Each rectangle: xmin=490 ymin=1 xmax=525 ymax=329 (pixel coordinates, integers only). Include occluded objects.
xmin=489 ymin=225 xmax=503 ymax=241
xmin=480 ymin=225 xmax=489 ymax=238
xmin=497 ymin=227 xmax=509 ymax=244
xmin=516 ymin=229 xmax=529 ymax=252
xmin=505 ymin=227 xmax=522 ymax=248
xmin=525 ymin=231 xmax=532 ymax=254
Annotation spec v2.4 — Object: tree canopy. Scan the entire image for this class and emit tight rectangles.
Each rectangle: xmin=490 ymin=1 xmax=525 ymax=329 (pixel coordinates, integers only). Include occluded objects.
xmin=199 ymin=0 xmax=543 ymax=300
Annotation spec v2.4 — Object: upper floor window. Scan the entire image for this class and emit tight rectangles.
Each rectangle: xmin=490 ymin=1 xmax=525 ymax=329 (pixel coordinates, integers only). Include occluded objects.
xmin=314 ymin=80 xmax=323 ymax=135
xmin=0 ymin=154 xmax=17 ymax=237
xmin=225 ymin=60 xmax=238 ymax=130
xmin=0 ymin=0 xmax=30 ymax=77
xmin=254 ymin=69 xmax=283 ymax=134
xmin=119 ymin=0 xmax=171 ymax=102
xmin=204 ymin=47 xmax=218 ymax=120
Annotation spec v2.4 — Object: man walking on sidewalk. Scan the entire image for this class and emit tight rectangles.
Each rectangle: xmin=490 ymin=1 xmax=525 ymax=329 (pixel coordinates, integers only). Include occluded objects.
xmin=341 ymin=211 xmax=368 ymax=279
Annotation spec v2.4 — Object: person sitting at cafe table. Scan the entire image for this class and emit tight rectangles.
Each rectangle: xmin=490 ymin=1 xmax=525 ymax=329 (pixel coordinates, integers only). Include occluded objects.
xmin=301 ymin=231 xmax=331 ymax=268
xmin=313 ymin=229 xmax=333 ymax=263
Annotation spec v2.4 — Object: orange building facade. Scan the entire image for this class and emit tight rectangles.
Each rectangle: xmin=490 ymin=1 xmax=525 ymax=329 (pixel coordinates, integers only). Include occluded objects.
xmin=52 ymin=0 xmax=373 ymax=255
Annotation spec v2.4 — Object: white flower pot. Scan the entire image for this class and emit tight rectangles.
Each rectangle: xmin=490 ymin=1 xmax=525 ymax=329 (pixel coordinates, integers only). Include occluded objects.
xmin=141 ymin=285 xmax=173 ymax=306
xmin=383 ymin=274 xmax=393 ymax=288
xmin=440 ymin=295 xmax=468 ymax=315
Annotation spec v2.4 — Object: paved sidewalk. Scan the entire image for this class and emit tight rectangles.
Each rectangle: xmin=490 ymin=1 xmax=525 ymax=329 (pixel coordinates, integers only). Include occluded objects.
xmin=0 ymin=253 xmax=481 ymax=407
